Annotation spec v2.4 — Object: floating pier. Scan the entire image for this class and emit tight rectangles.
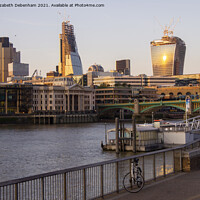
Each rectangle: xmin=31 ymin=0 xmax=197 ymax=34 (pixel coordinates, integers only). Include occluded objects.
xmin=101 ymin=115 xmax=200 ymax=153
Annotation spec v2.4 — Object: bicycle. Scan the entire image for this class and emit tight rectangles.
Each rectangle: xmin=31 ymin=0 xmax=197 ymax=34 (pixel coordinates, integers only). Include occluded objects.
xmin=123 ymin=158 xmax=145 ymax=193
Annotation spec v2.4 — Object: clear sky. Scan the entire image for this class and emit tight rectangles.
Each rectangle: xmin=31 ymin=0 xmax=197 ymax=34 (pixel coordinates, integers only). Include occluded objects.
xmin=1 ymin=0 xmax=200 ymax=76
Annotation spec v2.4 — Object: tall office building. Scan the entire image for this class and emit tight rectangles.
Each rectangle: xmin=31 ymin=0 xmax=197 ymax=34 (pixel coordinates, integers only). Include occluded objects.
xmin=116 ymin=59 xmax=130 ymax=75
xmin=58 ymin=21 xmax=83 ymax=76
xmin=0 ymin=37 xmax=28 ymax=83
xmin=150 ymin=35 xmax=186 ymax=76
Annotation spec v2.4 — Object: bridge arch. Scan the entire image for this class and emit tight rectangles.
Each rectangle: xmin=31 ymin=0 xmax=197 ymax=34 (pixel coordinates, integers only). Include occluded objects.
xmin=99 ymin=106 xmax=134 ymax=115
xmin=141 ymin=104 xmax=185 ymax=113
xmin=193 ymin=107 xmax=200 ymax=113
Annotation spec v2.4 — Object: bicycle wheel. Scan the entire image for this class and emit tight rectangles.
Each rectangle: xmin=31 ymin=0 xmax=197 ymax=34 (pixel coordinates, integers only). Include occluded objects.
xmin=123 ymin=172 xmax=144 ymax=193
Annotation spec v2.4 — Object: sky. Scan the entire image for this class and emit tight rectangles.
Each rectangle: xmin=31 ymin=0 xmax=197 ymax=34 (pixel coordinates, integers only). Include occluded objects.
xmin=1 ymin=0 xmax=200 ymax=76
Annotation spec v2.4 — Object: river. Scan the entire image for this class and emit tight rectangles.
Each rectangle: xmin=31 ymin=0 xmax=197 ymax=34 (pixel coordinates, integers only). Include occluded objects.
xmin=0 ymin=122 xmax=134 ymax=182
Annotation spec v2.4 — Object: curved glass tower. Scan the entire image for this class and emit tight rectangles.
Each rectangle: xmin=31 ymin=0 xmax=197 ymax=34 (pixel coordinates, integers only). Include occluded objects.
xmin=151 ymin=36 xmax=186 ymax=76
xmin=59 ymin=21 xmax=83 ymax=76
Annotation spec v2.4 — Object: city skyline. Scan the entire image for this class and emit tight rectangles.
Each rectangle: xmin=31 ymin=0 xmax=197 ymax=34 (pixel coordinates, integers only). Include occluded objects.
xmin=0 ymin=0 xmax=200 ymax=76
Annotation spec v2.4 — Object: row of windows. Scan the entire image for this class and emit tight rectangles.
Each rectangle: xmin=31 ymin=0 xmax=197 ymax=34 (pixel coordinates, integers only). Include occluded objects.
xmin=55 ymin=95 xmax=63 ymax=98
xmin=160 ymin=92 xmax=198 ymax=96
xmin=33 ymin=94 xmax=93 ymax=99
xmin=34 ymin=100 xmax=65 ymax=105
xmin=96 ymin=95 xmax=130 ymax=98
xmin=33 ymin=105 xmax=92 ymax=111
xmin=55 ymin=100 xmax=63 ymax=104
xmin=33 ymin=106 xmax=64 ymax=111
xmin=96 ymin=90 xmax=132 ymax=94
xmin=34 ymin=90 xmax=65 ymax=93
xmin=33 ymin=94 xmax=53 ymax=99
xmin=34 ymin=94 xmax=67 ymax=99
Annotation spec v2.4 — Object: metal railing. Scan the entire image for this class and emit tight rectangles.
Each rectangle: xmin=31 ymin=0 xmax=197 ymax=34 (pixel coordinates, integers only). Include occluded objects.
xmin=168 ymin=115 xmax=200 ymax=132
xmin=1 ymin=139 xmax=200 ymax=200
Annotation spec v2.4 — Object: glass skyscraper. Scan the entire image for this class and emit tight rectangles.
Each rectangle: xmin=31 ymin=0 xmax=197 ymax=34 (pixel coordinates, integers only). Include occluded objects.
xmin=59 ymin=21 xmax=83 ymax=76
xmin=150 ymin=36 xmax=186 ymax=76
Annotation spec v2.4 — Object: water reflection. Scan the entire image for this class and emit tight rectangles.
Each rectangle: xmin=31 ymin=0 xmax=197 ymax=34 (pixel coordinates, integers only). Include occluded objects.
xmin=0 ymin=123 xmax=135 ymax=182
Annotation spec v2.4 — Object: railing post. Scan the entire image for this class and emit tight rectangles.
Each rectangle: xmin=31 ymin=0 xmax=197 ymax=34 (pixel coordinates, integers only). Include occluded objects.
xmin=142 ymin=156 xmax=145 ymax=180
xmin=100 ymin=165 xmax=104 ymax=198
xmin=64 ymin=173 xmax=66 ymax=200
xmin=129 ymin=159 xmax=132 ymax=173
xmin=14 ymin=183 xmax=18 ymax=200
xmin=173 ymin=150 xmax=175 ymax=173
xmin=163 ymin=152 xmax=166 ymax=176
xmin=153 ymin=154 xmax=156 ymax=180
xmin=116 ymin=162 xmax=119 ymax=193
xmin=41 ymin=177 xmax=44 ymax=200
xmin=83 ymin=169 xmax=86 ymax=200
xmin=180 ymin=149 xmax=183 ymax=171
xmin=192 ymin=143 xmax=194 ymax=149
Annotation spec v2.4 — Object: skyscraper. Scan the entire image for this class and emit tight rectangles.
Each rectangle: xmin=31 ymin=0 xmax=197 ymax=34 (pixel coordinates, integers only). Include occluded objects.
xmin=0 ymin=37 xmax=28 ymax=83
xmin=116 ymin=59 xmax=130 ymax=75
xmin=150 ymin=35 xmax=186 ymax=76
xmin=58 ymin=21 xmax=83 ymax=76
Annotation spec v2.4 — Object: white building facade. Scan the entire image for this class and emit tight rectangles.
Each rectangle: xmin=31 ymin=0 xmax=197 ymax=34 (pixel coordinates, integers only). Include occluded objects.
xmin=93 ymin=75 xmax=176 ymax=87
xmin=32 ymin=84 xmax=95 ymax=112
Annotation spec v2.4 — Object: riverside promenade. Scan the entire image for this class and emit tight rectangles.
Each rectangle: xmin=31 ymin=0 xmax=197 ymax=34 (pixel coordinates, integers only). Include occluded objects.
xmin=105 ymin=170 xmax=200 ymax=200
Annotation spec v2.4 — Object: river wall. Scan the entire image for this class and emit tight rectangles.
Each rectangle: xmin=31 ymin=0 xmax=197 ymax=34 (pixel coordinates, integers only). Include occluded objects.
xmin=0 ymin=114 xmax=98 ymax=124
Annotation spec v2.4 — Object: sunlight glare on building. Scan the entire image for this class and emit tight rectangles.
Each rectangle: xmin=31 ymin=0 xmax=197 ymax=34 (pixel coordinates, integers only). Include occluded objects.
xmin=163 ymin=55 xmax=167 ymax=62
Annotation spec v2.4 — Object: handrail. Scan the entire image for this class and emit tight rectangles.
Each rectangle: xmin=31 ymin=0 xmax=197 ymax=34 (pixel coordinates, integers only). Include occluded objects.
xmin=1 ymin=138 xmax=200 ymax=188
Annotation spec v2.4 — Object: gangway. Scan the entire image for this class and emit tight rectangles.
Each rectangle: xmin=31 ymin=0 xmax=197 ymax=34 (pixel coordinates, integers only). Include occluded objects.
xmin=169 ymin=115 xmax=200 ymax=133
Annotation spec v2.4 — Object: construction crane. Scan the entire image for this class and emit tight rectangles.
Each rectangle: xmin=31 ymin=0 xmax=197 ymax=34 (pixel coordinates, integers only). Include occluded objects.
xmin=32 ymin=69 xmax=38 ymax=77
xmin=154 ymin=17 xmax=180 ymax=37
xmin=170 ymin=17 xmax=180 ymax=35
xmin=57 ymin=11 xmax=70 ymax=23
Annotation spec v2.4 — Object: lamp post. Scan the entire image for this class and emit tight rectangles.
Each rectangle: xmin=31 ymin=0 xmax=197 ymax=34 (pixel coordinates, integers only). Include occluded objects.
xmin=152 ymin=112 xmax=154 ymax=124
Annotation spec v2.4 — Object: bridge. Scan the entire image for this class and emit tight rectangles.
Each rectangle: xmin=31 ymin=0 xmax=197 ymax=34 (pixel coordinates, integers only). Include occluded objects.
xmin=98 ymin=99 xmax=200 ymax=115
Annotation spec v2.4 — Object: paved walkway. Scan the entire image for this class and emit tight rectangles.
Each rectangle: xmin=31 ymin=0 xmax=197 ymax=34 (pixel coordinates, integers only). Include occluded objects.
xmin=104 ymin=170 xmax=200 ymax=200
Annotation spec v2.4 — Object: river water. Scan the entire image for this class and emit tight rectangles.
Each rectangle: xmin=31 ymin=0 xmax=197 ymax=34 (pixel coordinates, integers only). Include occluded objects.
xmin=0 ymin=123 xmax=134 ymax=182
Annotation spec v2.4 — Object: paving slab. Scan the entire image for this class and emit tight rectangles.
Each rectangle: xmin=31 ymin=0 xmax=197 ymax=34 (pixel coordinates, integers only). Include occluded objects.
xmin=104 ymin=170 xmax=200 ymax=200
